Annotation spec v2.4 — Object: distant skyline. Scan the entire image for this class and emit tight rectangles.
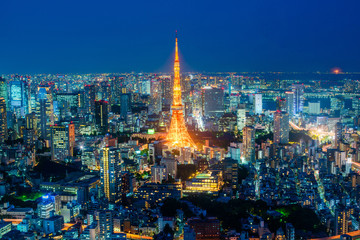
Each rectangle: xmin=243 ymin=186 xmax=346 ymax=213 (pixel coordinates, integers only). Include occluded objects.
xmin=1 ymin=0 xmax=360 ymax=74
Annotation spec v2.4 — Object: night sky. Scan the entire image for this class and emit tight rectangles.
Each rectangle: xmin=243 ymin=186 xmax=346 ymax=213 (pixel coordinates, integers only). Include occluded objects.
xmin=1 ymin=0 xmax=360 ymax=74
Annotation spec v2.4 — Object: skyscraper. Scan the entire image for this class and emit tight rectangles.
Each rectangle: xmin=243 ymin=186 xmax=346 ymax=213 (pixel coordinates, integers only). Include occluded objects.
xmin=9 ymin=79 xmax=30 ymax=117
xmin=51 ymin=123 xmax=75 ymax=162
xmin=236 ymin=105 xmax=246 ymax=131
xmin=202 ymin=87 xmax=224 ymax=117
xmin=0 ymin=78 xmax=8 ymax=110
xmin=276 ymin=97 xmax=287 ymax=112
xmin=95 ymin=100 xmax=109 ymax=133
xmin=243 ymin=126 xmax=255 ymax=162
xmin=149 ymin=79 xmax=162 ymax=114
xmin=273 ymin=111 xmax=289 ymax=144
xmin=37 ymin=86 xmax=54 ymax=140
xmin=112 ymin=76 xmax=124 ymax=105
xmin=98 ymin=210 xmax=113 ymax=240
xmin=84 ymin=84 xmax=96 ymax=114
xmin=166 ymin=34 xmax=197 ymax=149
xmin=292 ymin=84 xmax=304 ymax=114
xmin=335 ymin=122 xmax=343 ymax=149
xmin=254 ymin=93 xmax=262 ymax=115
xmin=0 ymin=98 xmax=7 ymax=143
xmin=25 ymin=112 xmax=37 ymax=130
xmin=285 ymin=91 xmax=294 ymax=116
xmin=120 ymin=89 xmax=131 ymax=119
xmin=100 ymin=147 xmax=121 ymax=203
xmin=161 ymin=76 xmax=173 ymax=107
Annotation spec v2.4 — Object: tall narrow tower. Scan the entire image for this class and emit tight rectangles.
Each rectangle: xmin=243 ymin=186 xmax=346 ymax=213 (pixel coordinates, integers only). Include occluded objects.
xmin=166 ymin=34 xmax=196 ymax=149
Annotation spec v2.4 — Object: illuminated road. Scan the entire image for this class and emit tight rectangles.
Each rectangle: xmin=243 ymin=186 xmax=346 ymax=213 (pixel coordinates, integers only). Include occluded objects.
xmin=314 ymin=171 xmax=334 ymax=216
xmin=289 ymin=121 xmax=304 ymax=130
xmin=114 ymin=231 xmax=153 ymax=240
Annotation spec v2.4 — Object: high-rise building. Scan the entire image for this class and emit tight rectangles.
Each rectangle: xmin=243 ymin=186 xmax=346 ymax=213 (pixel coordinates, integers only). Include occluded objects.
xmin=0 ymin=78 xmax=8 ymax=110
xmin=352 ymin=97 xmax=360 ymax=116
xmin=243 ymin=126 xmax=255 ymax=162
xmin=55 ymin=92 xmax=81 ymax=118
xmin=98 ymin=210 xmax=113 ymax=240
xmin=292 ymin=84 xmax=304 ymax=114
xmin=37 ymin=86 xmax=54 ymax=140
xmin=236 ymin=105 xmax=246 ymax=131
xmin=98 ymin=81 xmax=111 ymax=105
xmin=25 ymin=112 xmax=37 ymax=130
xmin=308 ymin=102 xmax=321 ymax=115
xmin=254 ymin=93 xmax=262 ymax=115
xmin=141 ymin=79 xmax=151 ymax=95
xmin=335 ymin=122 xmax=343 ymax=148
xmin=273 ymin=111 xmax=289 ymax=144
xmin=95 ymin=100 xmax=109 ymax=133
xmin=285 ymin=91 xmax=294 ymax=116
xmin=112 ymin=76 xmax=124 ymax=105
xmin=161 ymin=76 xmax=173 ymax=107
xmin=100 ymin=147 xmax=122 ymax=203
xmin=0 ymin=98 xmax=7 ymax=143
xmin=51 ymin=123 xmax=75 ymax=161
xmin=149 ymin=79 xmax=162 ymax=114
xmin=276 ymin=97 xmax=287 ymax=112
xmin=202 ymin=87 xmax=224 ymax=117
xmin=84 ymin=84 xmax=96 ymax=114
xmin=9 ymin=79 xmax=30 ymax=117
xmin=334 ymin=206 xmax=353 ymax=235
xmin=120 ymin=89 xmax=131 ymax=119
xmin=166 ymin=35 xmax=197 ymax=149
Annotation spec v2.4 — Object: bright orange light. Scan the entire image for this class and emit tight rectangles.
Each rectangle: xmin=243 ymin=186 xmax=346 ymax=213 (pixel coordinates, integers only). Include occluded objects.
xmin=331 ymin=67 xmax=342 ymax=74
xmin=166 ymin=35 xmax=197 ymax=149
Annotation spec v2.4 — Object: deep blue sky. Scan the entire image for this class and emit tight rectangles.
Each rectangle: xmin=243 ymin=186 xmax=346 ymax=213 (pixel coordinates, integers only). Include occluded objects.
xmin=1 ymin=0 xmax=360 ymax=74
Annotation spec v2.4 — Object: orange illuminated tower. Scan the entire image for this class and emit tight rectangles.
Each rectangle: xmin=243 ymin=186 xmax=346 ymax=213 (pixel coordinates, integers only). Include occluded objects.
xmin=166 ymin=34 xmax=197 ymax=149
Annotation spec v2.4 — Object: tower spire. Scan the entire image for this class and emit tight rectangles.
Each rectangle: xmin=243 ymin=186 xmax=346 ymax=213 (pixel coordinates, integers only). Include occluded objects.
xmin=166 ymin=33 xmax=197 ymax=149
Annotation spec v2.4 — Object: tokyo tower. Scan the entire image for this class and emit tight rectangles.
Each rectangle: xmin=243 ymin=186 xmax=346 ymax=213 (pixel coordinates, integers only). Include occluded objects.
xmin=166 ymin=34 xmax=197 ymax=149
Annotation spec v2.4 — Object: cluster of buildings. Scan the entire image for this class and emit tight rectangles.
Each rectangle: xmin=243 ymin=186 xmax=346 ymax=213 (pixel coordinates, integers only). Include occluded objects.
xmin=1 ymin=38 xmax=360 ymax=240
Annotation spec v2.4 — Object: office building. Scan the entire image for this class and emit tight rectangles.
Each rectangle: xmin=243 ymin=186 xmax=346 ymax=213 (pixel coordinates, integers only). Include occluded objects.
xmin=243 ymin=126 xmax=255 ymax=162
xmin=254 ymin=93 xmax=262 ymax=115
xmin=9 ymin=79 xmax=30 ymax=117
xmin=51 ymin=123 xmax=75 ymax=161
xmin=292 ymin=84 xmax=304 ymax=114
xmin=0 ymin=78 xmax=8 ymax=110
xmin=161 ymin=76 xmax=173 ymax=106
xmin=84 ymin=84 xmax=96 ymax=114
xmin=134 ymin=183 xmax=182 ymax=204
xmin=151 ymin=165 xmax=167 ymax=183
xmin=149 ymin=79 xmax=162 ymax=114
xmin=236 ymin=105 xmax=246 ymax=131
xmin=38 ymin=195 xmax=55 ymax=219
xmin=0 ymin=98 xmax=7 ymax=143
xmin=285 ymin=91 xmax=294 ymax=116
xmin=43 ymin=215 xmax=64 ymax=235
xmin=36 ymin=85 xmax=54 ymax=140
xmin=120 ymin=89 xmax=131 ymax=119
xmin=335 ymin=122 xmax=343 ymax=149
xmin=273 ymin=111 xmax=289 ymax=144
xmin=276 ymin=97 xmax=287 ymax=112
xmin=202 ymin=87 xmax=224 ymax=117
xmin=95 ymin=100 xmax=109 ymax=133
xmin=100 ymin=147 xmax=122 ymax=203
xmin=309 ymin=102 xmax=321 ymax=115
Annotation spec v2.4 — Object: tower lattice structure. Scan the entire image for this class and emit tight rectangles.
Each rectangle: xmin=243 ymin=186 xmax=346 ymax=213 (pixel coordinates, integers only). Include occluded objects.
xmin=166 ymin=35 xmax=197 ymax=149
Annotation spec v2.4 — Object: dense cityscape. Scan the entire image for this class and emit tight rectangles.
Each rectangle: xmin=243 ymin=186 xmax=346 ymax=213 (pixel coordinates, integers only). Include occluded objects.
xmin=0 ymin=33 xmax=360 ymax=240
